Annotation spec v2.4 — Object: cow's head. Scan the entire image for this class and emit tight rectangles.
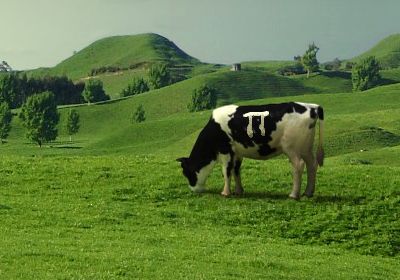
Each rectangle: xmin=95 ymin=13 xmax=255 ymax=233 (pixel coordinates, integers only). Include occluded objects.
xmin=176 ymin=157 xmax=205 ymax=193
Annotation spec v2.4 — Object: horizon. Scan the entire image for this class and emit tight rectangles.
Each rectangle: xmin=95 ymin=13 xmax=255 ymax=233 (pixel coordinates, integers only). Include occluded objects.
xmin=2 ymin=0 xmax=400 ymax=70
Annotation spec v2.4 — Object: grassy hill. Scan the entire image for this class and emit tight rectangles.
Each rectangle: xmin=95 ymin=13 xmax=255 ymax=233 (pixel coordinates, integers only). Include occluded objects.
xmin=352 ymin=34 xmax=400 ymax=68
xmin=27 ymin=33 xmax=201 ymax=80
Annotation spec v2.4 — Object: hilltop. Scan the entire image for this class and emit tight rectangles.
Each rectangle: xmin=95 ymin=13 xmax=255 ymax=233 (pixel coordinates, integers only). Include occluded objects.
xmin=28 ymin=33 xmax=201 ymax=80
xmin=351 ymin=34 xmax=400 ymax=68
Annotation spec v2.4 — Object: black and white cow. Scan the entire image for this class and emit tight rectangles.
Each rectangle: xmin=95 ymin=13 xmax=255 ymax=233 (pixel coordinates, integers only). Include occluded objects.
xmin=177 ymin=102 xmax=324 ymax=200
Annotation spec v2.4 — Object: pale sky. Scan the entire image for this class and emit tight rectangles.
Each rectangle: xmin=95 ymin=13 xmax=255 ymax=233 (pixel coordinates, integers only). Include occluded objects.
xmin=2 ymin=0 xmax=400 ymax=70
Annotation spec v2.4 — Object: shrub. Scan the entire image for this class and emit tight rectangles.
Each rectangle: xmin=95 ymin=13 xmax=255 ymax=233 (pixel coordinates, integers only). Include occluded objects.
xmin=82 ymin=79 xmax=110 ymax=104
xmin=0 ymin=102 xmax=12 ymax=143
xmin=352 ymin=56 xmax=381 ymax=91
xmin=120 ymin=77 xmax=149 ymax=97
xmin=188 ymin=85 xmax=217 ymax=112
xmin=133 ymin=104 xmax=146 ymax=123
xmin=148 ymin=64 xmax=171 ymax=89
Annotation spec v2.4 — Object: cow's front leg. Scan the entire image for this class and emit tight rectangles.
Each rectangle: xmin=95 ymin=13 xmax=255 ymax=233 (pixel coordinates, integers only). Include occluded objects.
xmin=233 ymin=158 xmax=244 ymax=195
xmin=289 ymin=156 xmax=305 ymax=200
xmin=220 ymin=154 xmax=234 ymax=196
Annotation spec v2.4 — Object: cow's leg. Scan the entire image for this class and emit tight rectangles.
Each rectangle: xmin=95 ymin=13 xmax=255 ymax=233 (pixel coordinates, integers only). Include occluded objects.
xmin=288 ymin=154 xmax=305 ymax=200
xmin=302 ymin=152 xmax=317 ymax=198
xmin=233 ymin=158 xmax=244 ymax=195
xmin=220 ymin=153 xmax=234 ymax=196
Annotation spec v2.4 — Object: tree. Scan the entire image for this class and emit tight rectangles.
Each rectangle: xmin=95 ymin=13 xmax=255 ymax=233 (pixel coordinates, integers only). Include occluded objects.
xmin=82 ymin=79 xmax=110 ymax=105
xmin=0 ymin=102 xmax=12 ymax=144
xmin=65 ymin=109 xmax=80 ymax=142
xmin=301 ymin=43 xmax=320 ymax=78
xmin=133 ymin=104 xmax=146 ymax=123
xmin=19 ymin=91 xmax=60 ymax=147
xmin=351 ymin=56 xmax=381 ymax=91
xmin=187 ymin=85 xmax=218 ymax=112
xmin=120 ymin=77 xmax=149 ymax=97
xmin=148 ymin=64 xmax=170 ymax=89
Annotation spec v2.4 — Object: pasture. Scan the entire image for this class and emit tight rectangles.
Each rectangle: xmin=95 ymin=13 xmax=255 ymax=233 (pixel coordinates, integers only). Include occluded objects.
xmin=1 ymin=80 xmax=400 ymax=278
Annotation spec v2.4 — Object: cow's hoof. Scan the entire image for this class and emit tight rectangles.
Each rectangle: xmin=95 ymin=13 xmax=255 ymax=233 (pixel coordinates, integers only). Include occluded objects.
xmin=221 ymin=191 xmax=231 ymax=197
xmin=234 ymin=188 xmax=244 ymax=196
xmin=303 ymin=192 xmax=314 ymax=198
xmin=289 ymin=194 xmax=300 ymax=200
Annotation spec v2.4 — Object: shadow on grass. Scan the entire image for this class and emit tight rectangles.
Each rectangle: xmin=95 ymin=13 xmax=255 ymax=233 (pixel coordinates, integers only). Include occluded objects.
xmin=320 ymin=71 xmax=351 ymax=79
xmin=54 ymin=146 xmax=83 ymax=150
xmin=0 ymin=204 xmax=12 ymax=210
xmin=205 ymin=189 xmax=366 ymax=204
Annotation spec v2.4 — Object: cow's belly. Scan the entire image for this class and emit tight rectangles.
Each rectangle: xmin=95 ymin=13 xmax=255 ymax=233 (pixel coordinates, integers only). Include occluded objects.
xmin=232 ymin=141 xmax=282 ymax=160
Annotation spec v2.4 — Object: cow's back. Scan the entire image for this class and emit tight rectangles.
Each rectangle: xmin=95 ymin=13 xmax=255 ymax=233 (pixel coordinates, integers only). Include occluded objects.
xmin=212 ymin=102 xmax=321 ymax=159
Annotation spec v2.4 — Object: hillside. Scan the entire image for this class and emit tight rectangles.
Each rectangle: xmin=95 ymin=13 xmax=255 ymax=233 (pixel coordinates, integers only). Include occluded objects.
xmin=352 ymin=34 xmax=400 ymax=68
xmin=28 ymin=33 xmax=201 ymax=80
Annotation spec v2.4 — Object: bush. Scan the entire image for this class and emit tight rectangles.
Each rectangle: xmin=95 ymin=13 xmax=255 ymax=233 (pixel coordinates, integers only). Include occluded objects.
xmin=352 ymin=56 xmax=381 ymax=91
xmin=188 ymin=85 xmax=218 ymax=112
xmin=133 ymin=104 xmax=146 ymax=123
xmin=148 ymin=64 xmax=171 ymax=89
xmin=277 ymin=63 xmax=306 ymax=76
xmin=0 ymin=102 xmax=12 ymax=143
xmin=82 ymin=79 xmax=110 ymax=104
xmin=120 ymin=77 xmax=149 ymax=97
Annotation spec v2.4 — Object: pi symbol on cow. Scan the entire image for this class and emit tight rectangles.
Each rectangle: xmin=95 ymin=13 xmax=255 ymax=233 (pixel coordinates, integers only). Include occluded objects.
xmin=242 ymin=111 xmax=270 ymax=138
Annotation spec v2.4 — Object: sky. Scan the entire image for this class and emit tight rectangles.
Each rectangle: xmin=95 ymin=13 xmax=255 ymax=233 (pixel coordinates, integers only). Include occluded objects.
xmin=2 ymin=0 xmax=400 ymax=70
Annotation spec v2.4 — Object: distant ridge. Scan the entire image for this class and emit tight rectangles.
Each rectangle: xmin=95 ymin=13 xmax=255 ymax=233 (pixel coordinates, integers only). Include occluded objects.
xmin=352 ymin=34 xmax=400 ymax=68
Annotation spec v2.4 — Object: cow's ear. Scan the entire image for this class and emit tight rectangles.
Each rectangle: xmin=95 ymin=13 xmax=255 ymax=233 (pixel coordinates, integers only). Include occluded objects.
xmin=176 ymin=157 xmax=188 ymax=164
xmin=176 ymin=157 xmax=189 ymax=168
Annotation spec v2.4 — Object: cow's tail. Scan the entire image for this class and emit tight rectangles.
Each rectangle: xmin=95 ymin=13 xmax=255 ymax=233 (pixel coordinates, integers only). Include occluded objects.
xmin=316 ymin=106 xmax=324 ymax=167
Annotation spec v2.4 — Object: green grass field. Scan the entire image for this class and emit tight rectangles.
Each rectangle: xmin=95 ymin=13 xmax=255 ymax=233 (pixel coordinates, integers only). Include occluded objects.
xmin=1 ymin=80 xmax=400 ymax=278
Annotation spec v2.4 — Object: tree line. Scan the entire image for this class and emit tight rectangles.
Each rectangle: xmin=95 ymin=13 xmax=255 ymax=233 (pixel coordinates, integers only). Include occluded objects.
xmin=0 ymin=73 xmax=84 ymax=109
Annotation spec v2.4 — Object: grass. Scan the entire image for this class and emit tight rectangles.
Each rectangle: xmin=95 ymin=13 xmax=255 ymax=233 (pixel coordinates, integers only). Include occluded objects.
xmin=0 ymin=154 xmax=399 ymax=279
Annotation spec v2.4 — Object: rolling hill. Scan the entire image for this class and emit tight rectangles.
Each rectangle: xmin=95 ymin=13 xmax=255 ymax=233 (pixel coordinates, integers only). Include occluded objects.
xmin=351 ymin=34 xmax=400 ymax=68
xmin=28 ymin=33 xmax=201 ymax=80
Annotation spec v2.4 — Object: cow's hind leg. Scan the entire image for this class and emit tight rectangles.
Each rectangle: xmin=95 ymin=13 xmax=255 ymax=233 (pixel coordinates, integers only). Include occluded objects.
xmin=288 ymin=154 xmax=305 ymax=200
xmin=302 ymin=152 xmax=317 ymax=198
xmin=220 ymin=153 xmax=234 ymax=196
xmin=233 ymin=158 xmax=244 ymax=195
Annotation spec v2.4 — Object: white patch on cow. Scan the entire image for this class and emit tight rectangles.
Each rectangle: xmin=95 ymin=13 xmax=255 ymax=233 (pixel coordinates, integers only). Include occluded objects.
xmin=243 ymin=111 xmax=270 ymax=137
xmin=189 ymin=160 xmax=216 ymax=192
xmin=212 ymin=105 xmax=238 ymax=137
xmin=271 ymin=107 xmax=316 ymax=155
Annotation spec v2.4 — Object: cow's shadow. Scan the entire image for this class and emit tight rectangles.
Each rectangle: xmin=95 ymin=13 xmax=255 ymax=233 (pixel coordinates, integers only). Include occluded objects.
xmin=205 ymin=189 xmax=364 ymax=203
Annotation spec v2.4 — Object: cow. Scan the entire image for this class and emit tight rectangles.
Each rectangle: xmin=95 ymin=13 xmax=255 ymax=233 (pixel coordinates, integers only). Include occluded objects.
xmin=177 ymin=102 xmax=324 ymax=200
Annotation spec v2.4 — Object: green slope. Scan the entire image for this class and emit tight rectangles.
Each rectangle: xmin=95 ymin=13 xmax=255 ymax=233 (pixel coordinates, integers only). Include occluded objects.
xmin=4 ymin=82 xmax=400 ymax=158
xmin=28 ymin=33 xmax=200 ymax=80
xmin=352 ymin=34 xmax=400 ymax=68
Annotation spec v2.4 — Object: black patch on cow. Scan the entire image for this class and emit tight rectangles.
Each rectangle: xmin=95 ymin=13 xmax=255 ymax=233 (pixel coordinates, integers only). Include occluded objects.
xmin=292 ymin=103 xmax=307 ymax=114
xmin=317 ymin=106 xmax=324 ymax=121
xmin=227 ymin=102 xmax=302 ymax=157
xmin=188 ymin=118 xmax=232 ymax=173
xmin=177 ymin=157 xmax=197 ymax=186
xmin=234 ymin=159 xmax=242 ymax=176
xmin=226 ymin=155 xmax=234 ymax=178
xmin=310 ymin=108 xmax=317 ymax=119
